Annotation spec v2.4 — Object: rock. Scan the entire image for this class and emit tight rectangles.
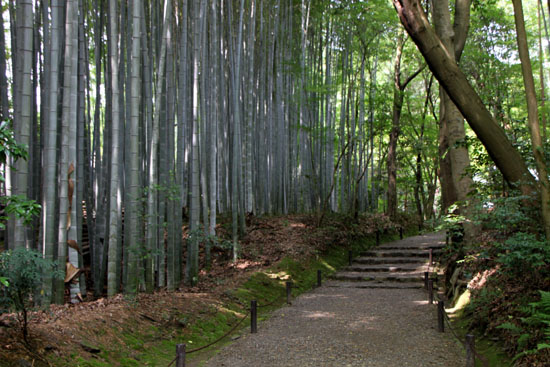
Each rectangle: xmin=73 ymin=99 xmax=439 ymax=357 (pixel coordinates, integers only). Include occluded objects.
xmin=80 ymin=341 xmax=101 ymax=354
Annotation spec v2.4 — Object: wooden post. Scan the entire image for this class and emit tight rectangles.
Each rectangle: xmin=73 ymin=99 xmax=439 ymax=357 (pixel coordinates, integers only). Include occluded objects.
xmin=399 ymin=227 xmax=403 ymax=239
xmin=465 ymin=334 xmax=475 ymax=367
xmin=251 ymin=300 xmax=257 ymax=334
xmin=176 ymin=344 xmax=185 ymax=367
xmin=286 ymin=281 xmax=292 ymax=304
xmin=437 ymin=301 xmax=445 ymax=333
xmin=428 ymin=279 xmax=433 ymax=305
xmin=317 ymin=270 xmax=322 ymax=287
xmin=348 ymin=250 xmax=353 ymax=266
xmin=376 ymin=230 xmax=380 ymax=245
xmin=446 ymin=230 xmax=449 ymax=245
xmin=424 ymin=271 xmax=429 ymax=290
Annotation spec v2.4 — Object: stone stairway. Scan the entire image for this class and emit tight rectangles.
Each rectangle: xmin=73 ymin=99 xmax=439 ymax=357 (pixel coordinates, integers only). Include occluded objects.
xmin=329 ymin=232 xmax=445 ymax=289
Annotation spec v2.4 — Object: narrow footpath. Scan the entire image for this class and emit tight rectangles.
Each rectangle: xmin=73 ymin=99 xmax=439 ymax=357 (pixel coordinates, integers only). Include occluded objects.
xmin=198 ymin=232 xmax=466 ymax=367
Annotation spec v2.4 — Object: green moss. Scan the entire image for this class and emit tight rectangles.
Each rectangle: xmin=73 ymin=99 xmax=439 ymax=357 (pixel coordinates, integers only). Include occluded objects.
xmin=118 ymin=358 xmax=140 ymax=366
xmin=123 ymin=333 xmax=145 ymax=350
xmin=62 ymin=229 xmax=409 ymax=367
xmin=451 ymin=313 xmax=512 ymax=367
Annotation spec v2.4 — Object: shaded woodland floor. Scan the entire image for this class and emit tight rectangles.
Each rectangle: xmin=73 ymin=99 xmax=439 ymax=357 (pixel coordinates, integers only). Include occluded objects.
xmin=0 ymin=213 xmax=405 ymax=366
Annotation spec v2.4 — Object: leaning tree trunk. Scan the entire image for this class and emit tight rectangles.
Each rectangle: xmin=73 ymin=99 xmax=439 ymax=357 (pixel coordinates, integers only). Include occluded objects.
xmin=392 ymin=0 xmax=535 ymax=195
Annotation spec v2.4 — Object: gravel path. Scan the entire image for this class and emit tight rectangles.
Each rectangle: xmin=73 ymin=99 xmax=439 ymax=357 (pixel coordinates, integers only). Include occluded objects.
xmin=198 ymin=233 xmax=466 ymax=367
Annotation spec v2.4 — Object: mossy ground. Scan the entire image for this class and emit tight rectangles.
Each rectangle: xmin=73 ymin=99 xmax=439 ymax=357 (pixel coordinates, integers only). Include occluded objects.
xmin=448 ymin=308 xmax=512 ymax=367
xmin=59 ymin=230 xmax=402 ymax=367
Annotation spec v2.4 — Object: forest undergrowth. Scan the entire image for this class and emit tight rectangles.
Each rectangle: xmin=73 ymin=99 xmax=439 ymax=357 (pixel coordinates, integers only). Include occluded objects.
xmin=441 ymin=193 xmax=550 ymax=367
xmin=0 ymin=212 xmax=413 ymax=367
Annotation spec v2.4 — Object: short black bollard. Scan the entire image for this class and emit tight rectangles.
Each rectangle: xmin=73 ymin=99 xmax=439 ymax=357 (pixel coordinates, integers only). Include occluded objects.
xmin=251 ymin=300 xmax=257 ymax=334
xmin=376 ymin=230 xmax=380 ymax=246
xmin=176 ymin=344 xmax=186 ymax=367
xmin=465 ymin=334 xmax=475 ymax=367
xmin=446 ymin=230 xmax=450 ymax=245
xmin=437 ymin=300 xmax=445 ymax=333
xmin=286 ymin=281 xmax=292 ymax=304
xmin=348 ymin=250 xmax=353 ymax=266
xmin=399 ymin=227 xmax=403 ymax=240
xmin=428 ymin=279 xmax=434 ymax=305
xmin=424 ymin=271 xmax=429 ymax=290
xmin=429 ymin=248 xmax=433 ymax=266
xmin=317 ymin=270 xmax=322 ymax=287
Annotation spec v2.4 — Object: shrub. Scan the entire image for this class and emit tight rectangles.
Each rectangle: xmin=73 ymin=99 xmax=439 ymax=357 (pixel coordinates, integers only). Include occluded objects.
xmin=496 ymin=232 xmax=550 ymax=279
xmin=0 ymin=248 xmax=61 ymax=342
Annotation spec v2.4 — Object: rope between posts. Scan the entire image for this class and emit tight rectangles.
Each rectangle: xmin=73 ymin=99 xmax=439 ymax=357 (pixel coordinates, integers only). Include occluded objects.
xmin=429 ymin=246 xmax=491 ymax=367
xmin=167 ymin=313 xmax=249 ymax=367
xmin=432 ymin=292 xmax=491 ymax=367
xmin=167 ymin=286 xmax=293 ymax=366
xmin=257 ymin=292 xmax=285 ymax=308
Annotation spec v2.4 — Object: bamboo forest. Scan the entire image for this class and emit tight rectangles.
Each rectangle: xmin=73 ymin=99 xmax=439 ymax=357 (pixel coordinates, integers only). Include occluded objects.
xmin=1 ymin=0 xmax=550 ymax=365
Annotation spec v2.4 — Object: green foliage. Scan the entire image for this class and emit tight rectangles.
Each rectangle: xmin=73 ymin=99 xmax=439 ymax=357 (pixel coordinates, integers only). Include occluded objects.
xmin=0 ymin=248 xmax=61 ymax=341
xmin=0 ymin=121 xmax=41 ymax=229
xmin=187 ymin=228 xmax=232 ymax=252
xmin=0 ymin=195 xmax=41 ymax=230
xmin=495 ymin=232 xmax=550 ymax=278
xmin=472 ymin=193 xmax=538 ymax=234
xmin=465 ymin=287 xmax=503 ymax=330
xmin=497 ymin=291 xmax=550 ymax=361
xmin=0 ymin=120 xmax=28 ymax=166
xmin=439 ymin=203 xmax=466 ymax=243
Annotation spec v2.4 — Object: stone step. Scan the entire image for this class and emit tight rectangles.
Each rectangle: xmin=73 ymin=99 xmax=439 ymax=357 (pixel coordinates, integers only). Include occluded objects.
xmin=345 ymin=264 xmax=428 ymax=273
xmin=361 ymin=249 xmax=436 ymax=258
xmin=377 ymin=245 xmax=444 ymax=251
xmin=325 ymin=281 xmax=427 ymax=290
xmin=354 ymin=256 xmax=426 ymax=265
xmin=331 ymin=271 xmax=433 ymax=283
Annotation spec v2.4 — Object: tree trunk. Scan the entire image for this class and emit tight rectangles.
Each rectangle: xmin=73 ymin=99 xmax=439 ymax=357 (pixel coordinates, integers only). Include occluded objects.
xmin=107 ymin=0 xmax=121 ymax=297
xmin=125 ymin=0 xmax=142 ymax=295
xmin=13 ymin=0 xmax=33 ymax=249
xmin=186 ymin=0 xmax=202 ymax=286
xmin=392 ymin=0 xmax=535 ymax=195
xmin=432 ymin=0 xmax=475 ymax=237
xmin=512 ymin=0 xmax=550 ymax=239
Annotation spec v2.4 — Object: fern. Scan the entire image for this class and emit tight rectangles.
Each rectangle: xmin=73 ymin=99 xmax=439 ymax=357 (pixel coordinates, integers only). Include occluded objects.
xmin=497 ymin=321 xmax=523 ymax=334
xmin=498 ymin=291 xmax=550 ymax=362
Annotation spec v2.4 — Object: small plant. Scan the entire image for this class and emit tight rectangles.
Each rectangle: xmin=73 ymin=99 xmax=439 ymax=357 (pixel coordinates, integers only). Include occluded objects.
xmin=497 ymin=290 xmax=550 ymax=362
xmin=0 ymin=248 xmax=61 ymax=342
xmin=439 ymin=203 xmax=466 ymax=244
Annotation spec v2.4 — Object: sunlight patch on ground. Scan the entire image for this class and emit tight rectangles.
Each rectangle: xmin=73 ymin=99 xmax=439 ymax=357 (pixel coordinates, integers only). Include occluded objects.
xmin=446 ymin=289 xmax=471 ymax=314
xmin=303 ymin=311 xmax=337 ymax=319
xmin=263 ymin=271 xmax=291 ymax=280
xmin=230 ymin=260 xmax=262 ymax=270
xmin=349 ymin=316 xmax=379 ymax=329
xmin=301 ymin=293 xmax=349 ymax=301
xmin=216 ymin=306 xmax=246 ymax=318
xmin=319 ymin=259 xmax=335 ymax=272
xmin=413 ymin=300 xmax=429 ymax=305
